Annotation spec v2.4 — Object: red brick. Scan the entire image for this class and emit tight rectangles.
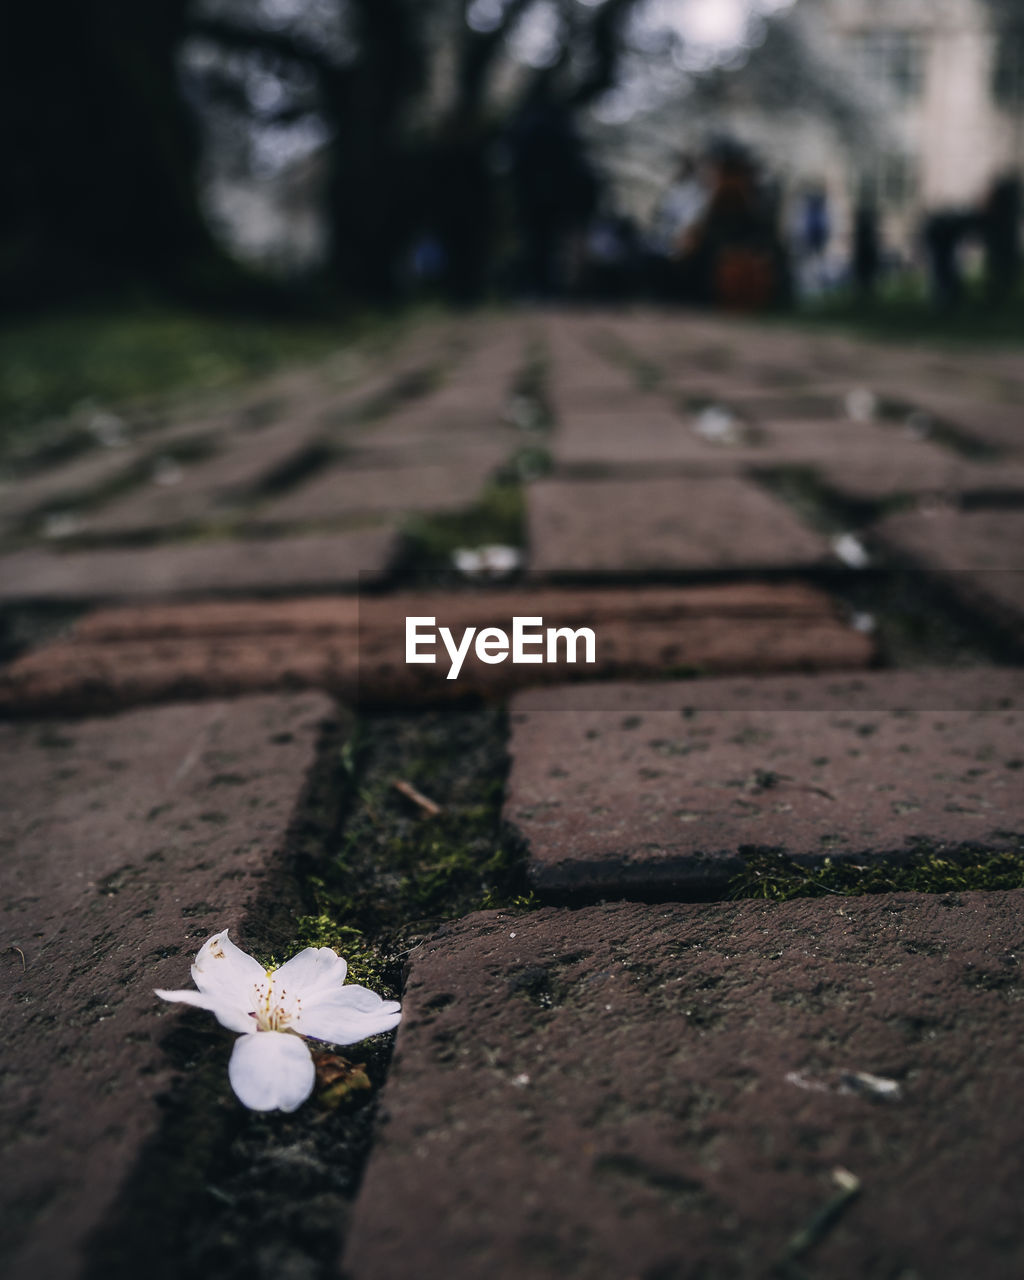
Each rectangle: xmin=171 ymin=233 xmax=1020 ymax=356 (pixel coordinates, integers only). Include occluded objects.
xmin=0 ymin=692 xmax=336 ymax=1280
xmin=527 ymin=476 xmax=827 ymax=573
xmin=344 ymin=894 xmax=1024 ymax=1280
xmin=0 ymin=584 xmax=872 ymax=716
xmin=505 ymin=669 xmax=1024 ymax=897
xmin=0 ymin=529 xmax=397 ymax=604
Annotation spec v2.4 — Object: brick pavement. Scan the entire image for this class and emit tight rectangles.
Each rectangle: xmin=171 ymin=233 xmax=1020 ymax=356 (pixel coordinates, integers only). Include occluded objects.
xmin=505 ymin=670 xmax=1024 ymax=898
xmin=0 ymin=692 xmax=336 ymax=1280
xmin=343 ymin=896 xmax=1024 ymax=1280
xmin=0 ymin=583 xmax=871 ymax=716
xmin=527 ymin=476 xmax=829 ymax=572
xmin=3 ymin=307 xmax=1024 ymax=1280
xmin=0 ymin=529 xmax=397 ymax=604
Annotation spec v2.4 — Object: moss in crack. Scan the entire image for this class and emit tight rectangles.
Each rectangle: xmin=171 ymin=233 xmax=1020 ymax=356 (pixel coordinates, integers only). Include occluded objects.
xmin=300 ymin=706 xmax=536 ymax=977
xmin=395 ymin=479 xmax=526 ymax=580
xmin=730 ymin=843 xmax=1024 ymax=902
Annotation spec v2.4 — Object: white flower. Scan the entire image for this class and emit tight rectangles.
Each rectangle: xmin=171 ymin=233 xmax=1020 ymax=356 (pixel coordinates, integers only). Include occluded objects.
xmin=156 ymin=929 xmax=401 ymax=1112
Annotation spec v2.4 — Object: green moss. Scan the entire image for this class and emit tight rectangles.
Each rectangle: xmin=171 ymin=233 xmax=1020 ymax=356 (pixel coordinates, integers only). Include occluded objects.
xmin=398 ymin=480 xmax=526 ymax=575
xmin=282 ymin=708 xmax=535 ymax=986
xmin=730 ymin=846 xmax=1024 ymax=902
xmin=0 ymin=305 xmax=362 ymax=460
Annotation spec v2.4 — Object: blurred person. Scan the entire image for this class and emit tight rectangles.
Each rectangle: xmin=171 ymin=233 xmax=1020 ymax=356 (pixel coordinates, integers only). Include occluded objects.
xmin=582 ymin=211 xmax=640 ymax=301
xmin=652 ymin=154 xmax=710 ymax=258
xmin=980 ymin=172 xmax=1021 ymax=305
xmin=922 ymin=208 xmax=974 ymax=308
xmin=687 ymin=141 xmax=788 ymax=310
xmin=507 ymin=79 xmax=599 ymax=298
xmin=791 ymin=183 xmax=831 ymax=297
xmin=427 ymin=117 xmax=495 ymax=305
xmin=852 ymin=194 xmax=881 ymax=299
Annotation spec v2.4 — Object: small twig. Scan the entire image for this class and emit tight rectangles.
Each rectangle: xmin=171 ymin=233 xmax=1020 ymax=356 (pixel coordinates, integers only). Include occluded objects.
xmin=776 ymin=1167 xmax=861 ymax=1276
xmin=8 ymin=945 xmax=27 ymax=971
xmin=392 ymin=778 xmax=443 ymax=818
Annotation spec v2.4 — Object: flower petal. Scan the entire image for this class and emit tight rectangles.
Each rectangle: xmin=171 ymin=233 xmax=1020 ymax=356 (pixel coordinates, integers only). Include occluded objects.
xmin=154 ymin=987 xmax=257 ymax=1035
xmin=227 ymin=1031 xmax=315 ymax=1112
xmin=190 ymin=929 xmax=266 ymax=1007
xmin=292 ymin=984 xmax=402 ymax=1046
xmin=273 ymin=945 xmax=347 ymax=997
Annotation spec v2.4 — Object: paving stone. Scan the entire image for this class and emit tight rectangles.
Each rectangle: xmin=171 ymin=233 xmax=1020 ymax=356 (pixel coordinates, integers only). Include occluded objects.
xmin=505 ymin=669 xmax=1024 ymax=897
xmin=0 ymin=421 xmax=220 ymax=535
xmin=873 ymin=385 xmax=1024 ymax=454
xmin=550 ymin=402 xmax=724 ymax=467
xmin=549 ymin=406 xmax=958 ymax=473
xmin=527 ymin=476 xmax=828 ymax=573
xmin=873 ymin=507 xmax=1024 ymax=631
xmin=816 ymin=454 xmax=1024 ymax=503
xmin=0 ymin=529 xmax=397 ymax=604
xmin=343 ymin=894 xmax=1024 ymax=1280
xmin=81 ymin=420 xmax=329 ymax=537
xmin=256 ymin=457 xmax=503 ymax=526
xmin=0 ymin=691 xmax=336 ymax=1280
xmin=0 ymin=583 xmax=872 ymax=716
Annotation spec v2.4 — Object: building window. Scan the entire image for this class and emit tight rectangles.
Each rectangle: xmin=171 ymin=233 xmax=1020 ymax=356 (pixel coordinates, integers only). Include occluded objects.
xmin=993 ymin=30 xmax=1024 ymax=110
xmin=876 ymin=153 xmax=917 ymax=208
xmin=850 ymin=30 xmax=927 ymax=103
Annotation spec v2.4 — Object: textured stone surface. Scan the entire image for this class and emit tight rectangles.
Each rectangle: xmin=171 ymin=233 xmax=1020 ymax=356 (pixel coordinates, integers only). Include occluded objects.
xmin=0 ymin=529 xmax=397 ymax=603
xmin=505 ymin=670 xmax=1024 ymax=897
xmin=344 ymin=895 xmax=1024 ymax=1280
xmin=527 ymin=476 xmax=827 ymax=573
xmin=0 ymin=692 xmax=337 ymax=1280
xmin=873 ymin=385 xmax=1024 ymax=453
xmin=81 ymin=420 xmax=332 ymax=537
xmin=0 ymin=420 xmax=220 ymax=535
xmin=874 ymin=508 xmax=1024 ymax=630
xmin=813 ymin=453 xmax=1024 ymax=503
xmin=0 ymin=583 xmax=872 ymax=716
xmin=257 ymin=457 xmax=503 ymax=525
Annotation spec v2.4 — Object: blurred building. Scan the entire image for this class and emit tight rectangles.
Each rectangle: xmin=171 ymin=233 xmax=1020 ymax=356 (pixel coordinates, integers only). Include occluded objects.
xmin=812 ymin=0 xmax=1023 ymax=259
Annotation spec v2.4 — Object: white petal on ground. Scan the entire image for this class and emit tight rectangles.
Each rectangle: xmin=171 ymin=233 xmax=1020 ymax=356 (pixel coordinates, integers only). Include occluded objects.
xmin=227 ymin=1030 xmax=316 ymax=1112
xmin=272 ymin=945 xmax=348 ymax=997
xmin=153 ymin=986 xmax=257 ymax=1035
xmin=190 ymin=929 xmax=267 ymax=1006
xmin=292 ymin=983 xmax=402 ymax=1046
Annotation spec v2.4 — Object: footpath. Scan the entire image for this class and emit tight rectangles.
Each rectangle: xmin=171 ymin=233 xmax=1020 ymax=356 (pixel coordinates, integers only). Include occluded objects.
xmin=2 ymin=309 xmax=1023 ymax=1280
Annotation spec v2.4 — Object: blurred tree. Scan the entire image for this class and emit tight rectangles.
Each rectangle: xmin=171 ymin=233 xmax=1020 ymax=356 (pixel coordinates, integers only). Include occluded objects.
xmin=189 ymin=0 xmax=642 ymax=301
xmin=0 ymin=1 xmax=233 ymax=310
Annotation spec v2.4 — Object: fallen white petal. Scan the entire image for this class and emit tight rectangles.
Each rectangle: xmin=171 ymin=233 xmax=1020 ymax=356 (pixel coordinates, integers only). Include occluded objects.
xmin=228 ymin=1030 xmax=316 ymax=1112
xmin=191 ymin=929 xmax=267 ymax=1007
xmin=293 ymin=984 xmax=402 ymax=1045
xmin=273 ymin=945 xmax=348 ymax=998
xmin=154 ymin=986 xmax=257 ymax=1035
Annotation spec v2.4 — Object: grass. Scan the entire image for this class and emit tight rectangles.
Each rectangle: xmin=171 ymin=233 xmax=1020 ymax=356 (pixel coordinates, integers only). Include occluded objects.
xmin=731 ymin=846 xmax=1024 ymax=902
xmin=397 ymin=479 xmax=528 ymax=578
xmin=0 ymin=303 xmax=356 ymax=457
xmin=285 ymin=707 xmax=535 ymax=991
xmin=793 ymin=279 xmax=1024 ymax=347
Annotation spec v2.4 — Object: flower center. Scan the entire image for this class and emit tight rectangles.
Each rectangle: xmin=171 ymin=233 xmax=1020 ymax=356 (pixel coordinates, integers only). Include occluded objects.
xmin=251 ymin=973 xmax=301 ymax=1032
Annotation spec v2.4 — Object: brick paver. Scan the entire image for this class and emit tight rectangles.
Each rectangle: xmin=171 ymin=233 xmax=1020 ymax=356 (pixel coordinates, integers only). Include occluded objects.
xmin=505 ymin=670 xmax=1024 ymax=897
xmin=0 ymin=529 xmax=397 ymax=604
xmin=0 ymin=692 xmax=335 ymax=1280
xmin=81 ymin=419 xmax=331 ymax=537
xmin=812 ymin=454 xmax=1024 ymax=503
xmin=527 ymin=476 xmax=828 ymax=573
xmin=872 ymin=385 xmax=1024 ymax=454
xmin=256 ymin=457 xmax=503 ymax=526
xmin=0 ymin=583 xmax=872 ymax=716
xmin=874 ymin=507 xmax=1024 ymax=631
xmin=0 ymin=420 xmax=220 ymax=536
xmin=343 ymin=895 xmax=1024 ymax=1280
